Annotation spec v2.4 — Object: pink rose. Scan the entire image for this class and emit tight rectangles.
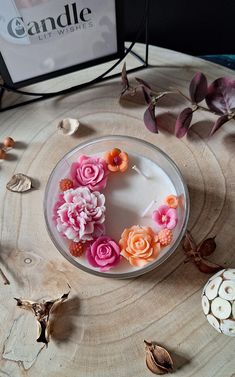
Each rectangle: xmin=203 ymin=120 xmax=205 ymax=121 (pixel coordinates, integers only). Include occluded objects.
xmin=152 ymin=205 xmax=178 ymax=230
xmin=55 ymin=187 xmax=105 ymax=242
xmin=70 ymin=155 xmax=108 ymax=191
xmin=86 ymin=236 xmax=121 ymax=272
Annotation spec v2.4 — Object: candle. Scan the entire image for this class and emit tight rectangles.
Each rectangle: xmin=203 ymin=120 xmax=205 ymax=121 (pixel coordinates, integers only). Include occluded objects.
xmin=45 ymin=141 xmax=187 ymax=277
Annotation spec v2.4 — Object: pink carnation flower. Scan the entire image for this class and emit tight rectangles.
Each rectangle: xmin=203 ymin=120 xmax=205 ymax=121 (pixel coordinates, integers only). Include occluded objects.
xmin=86 ymin=236 xmax=121 ymax=272
xmin=55 ymin=187 xmax=105 ymax=242
xmin=152 ymin=205 xmax=178 ymax=230
xmin=70 ymin=155 xmax=108 ymax=191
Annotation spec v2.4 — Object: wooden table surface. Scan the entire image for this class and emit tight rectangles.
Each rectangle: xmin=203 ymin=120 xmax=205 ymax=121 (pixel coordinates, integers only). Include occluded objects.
xmin=0 ymin=44 xmax=235 ymax=377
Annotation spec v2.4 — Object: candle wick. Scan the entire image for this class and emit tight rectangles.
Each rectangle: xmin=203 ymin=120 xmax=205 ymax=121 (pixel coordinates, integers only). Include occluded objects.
xmin=141 ymin=200 xmax=157 ymax=217
xmin=0 ymin=268 xmax=10 ymax=285
xmin=132 ymin=165 xmax=148 ymax=179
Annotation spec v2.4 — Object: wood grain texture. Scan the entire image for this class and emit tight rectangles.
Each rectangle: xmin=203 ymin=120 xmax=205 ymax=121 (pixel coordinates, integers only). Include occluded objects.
xmin=0 ymin=44 xmax=235 ymax=377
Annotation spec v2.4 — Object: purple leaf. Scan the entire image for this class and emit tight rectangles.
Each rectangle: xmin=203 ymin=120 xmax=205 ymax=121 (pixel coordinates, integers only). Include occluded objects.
xmin=121 ymin=62 xmax=130 ymax=95
xmin=143 ymin=104 xmax=158 ymax=133
xmin=136 ymin=77 xmax=152 ymax=104
xmin=175 ymin=108 xmax=193 ymax=138
xmin=135 ymin=77 xmax=152 ymax=90
xmin=206 ymin=77 xmax=235 ymax=114
xmin=210 ymin=114 xmax=229 ymax=135
xmin=189 ymin=72 xmax=208 ymax=103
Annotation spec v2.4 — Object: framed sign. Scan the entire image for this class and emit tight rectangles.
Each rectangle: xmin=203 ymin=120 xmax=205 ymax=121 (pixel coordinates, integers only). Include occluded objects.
xmin=0 ymin=0 xmax=124 ymax=88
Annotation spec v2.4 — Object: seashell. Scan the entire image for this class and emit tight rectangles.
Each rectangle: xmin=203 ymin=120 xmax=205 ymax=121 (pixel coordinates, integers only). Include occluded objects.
xmin=57 ymin=118 xmax=80 ymax=136
xmin=6 ymin=173 xmax=33 ymax=192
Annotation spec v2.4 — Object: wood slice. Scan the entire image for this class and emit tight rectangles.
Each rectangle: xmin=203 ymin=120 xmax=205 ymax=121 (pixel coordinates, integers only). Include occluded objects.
xmin=0 ymin=44 xmax=235 ymax=377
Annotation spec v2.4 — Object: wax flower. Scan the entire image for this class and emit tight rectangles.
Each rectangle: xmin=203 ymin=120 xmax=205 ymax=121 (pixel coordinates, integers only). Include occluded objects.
xmin=70 ymin=155 xmax=108 ymax=191
xmin=104 ymin=148 xmax=128 ymax=172
xmin=152 ymin=205 xmax=178 ymax=230
xmin=119 ymin=225 xmax=160 ymax=267
xmin=165 ymin=195 xmax=179 ymax=209
xmin=86 ymin=236 xmax=121 ymax=271
xmin=55 ymin=187 xmax=105 ymax=242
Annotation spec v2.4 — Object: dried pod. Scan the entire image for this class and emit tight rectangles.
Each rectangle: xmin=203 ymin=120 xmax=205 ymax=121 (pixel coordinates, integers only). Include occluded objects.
xmin=202 ymin=269 xmax=235 ymax=336
xmin=3 ymin=137 xmax=15 ymax=148
xmin=197 ymin=237 xmax=216 ymax=257
xmin=15 ymin=292 xmax=69 ymax=344
xmin=57 ymin=118 xmax=80 ymax=136
xmin=0 ymin=149 xmax=6 ymax=159
xmin=144 ymin=340 xmax=173 ymax=375
xmin=6 ymin=173 xmax=33 ymax=192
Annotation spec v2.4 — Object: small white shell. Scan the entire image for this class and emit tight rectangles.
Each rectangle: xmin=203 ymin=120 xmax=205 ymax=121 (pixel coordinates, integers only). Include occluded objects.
xmin=57 ymin=118 xmax=80 ymax=136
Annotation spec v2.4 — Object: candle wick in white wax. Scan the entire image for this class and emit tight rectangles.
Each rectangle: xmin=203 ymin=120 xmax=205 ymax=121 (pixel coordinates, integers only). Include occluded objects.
xmin=141 ymin=200 xmax=157 ymax=217
xmin=132 ymin=165 xmax=149 ymax=179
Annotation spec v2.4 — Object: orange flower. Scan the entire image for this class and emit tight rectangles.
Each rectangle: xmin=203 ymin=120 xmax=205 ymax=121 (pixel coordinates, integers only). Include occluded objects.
xmin=165 ymin=195 xmax=179 ymax=209
xmin=104 ymin=148 xmax=128 ymax=172
xmin=119 ymin=225 xmax=161 ymax=267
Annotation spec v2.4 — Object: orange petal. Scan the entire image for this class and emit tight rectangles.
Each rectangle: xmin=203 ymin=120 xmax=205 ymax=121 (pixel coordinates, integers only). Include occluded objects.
xmin=119 ymin=161 xmax=128 ymax=172
xmin=108 ymin=164 xmax=120 ymax=172
xmin=120 ymin=249 xmax=131 ymax=260
xmin=119 ymin=152 xmax=128 ymax=161
xmin=129 ymin=257 xmax=149 ymax=267
xmin=111 ymin=148 xmax=121 ymax=157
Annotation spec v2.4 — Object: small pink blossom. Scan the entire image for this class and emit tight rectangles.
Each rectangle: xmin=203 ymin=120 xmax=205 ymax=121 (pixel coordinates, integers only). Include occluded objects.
xmin=152 ymin=205 xmax=178 ymax=230
xmin=70 ymin=155 xmax=108 ymax=191
xmin=86 ymin=236 xmax=121 ymax=272
xmin=54 ymin=187 xmax=105 ymax=242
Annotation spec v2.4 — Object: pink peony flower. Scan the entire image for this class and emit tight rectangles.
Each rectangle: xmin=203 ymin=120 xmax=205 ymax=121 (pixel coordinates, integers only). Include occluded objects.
xmin=86 ymin=236 xmax=121 ymax=272
xmin=55 ymin=187 xmax=106 ymax=242
xmin=152 ymin=205 xmax=178 ymax=230
xmin=70 ymin=155 xmax=108 ymax=191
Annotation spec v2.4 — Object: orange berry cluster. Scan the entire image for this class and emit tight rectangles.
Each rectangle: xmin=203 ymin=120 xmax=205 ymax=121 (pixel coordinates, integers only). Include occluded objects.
xmin=59 ymin=178 xmax=74 ymax=191
xmin=69 ymin=241 xmax=84 ymax=257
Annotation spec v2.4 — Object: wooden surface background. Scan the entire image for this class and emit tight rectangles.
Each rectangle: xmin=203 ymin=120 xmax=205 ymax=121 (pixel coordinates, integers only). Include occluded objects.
xmin=0 ymin=44 xmax=235 ymax=377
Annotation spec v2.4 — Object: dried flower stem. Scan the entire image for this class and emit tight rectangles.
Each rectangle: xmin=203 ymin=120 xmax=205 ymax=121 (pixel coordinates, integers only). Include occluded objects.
xmin=0 ymin=268 xmax=10 ymax=285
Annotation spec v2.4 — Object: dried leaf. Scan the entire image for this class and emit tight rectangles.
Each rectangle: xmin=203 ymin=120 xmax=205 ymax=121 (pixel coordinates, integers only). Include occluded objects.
xmin=144 ymin=104 xmax=158 ymax=133
xmin=144 ymin=340 xmax=173 ymax=375
xmin=206 ymin=77 xmax=235 ymax=114
xmin=182 ymin=230 xmax=197 ymax=254
xmin=195 ymin=258 xmax=222 ymax=274
xmin=210 ymin=114 xmax=230 ymax=135
xmin=197 ymin=237 xmax=216 ymax=257
xmin=121 ymin=62 xmax=130 ymax=95
xmin=57 ymin=118 xmax=80 ymax=136
xmin=189 ymin=72 xmax=208 ymax=103
xmin=15 ymin=292 xmax=70 ymax=344
xmin=175 ymin=108 xmax=193 ymax=138
xmin=6 ymin=173 xmax=33 ymax=192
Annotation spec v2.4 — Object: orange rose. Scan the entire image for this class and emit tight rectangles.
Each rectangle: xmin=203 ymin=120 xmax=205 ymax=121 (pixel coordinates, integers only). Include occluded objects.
xmin=119 ymin=225 xmax=161 ymax=267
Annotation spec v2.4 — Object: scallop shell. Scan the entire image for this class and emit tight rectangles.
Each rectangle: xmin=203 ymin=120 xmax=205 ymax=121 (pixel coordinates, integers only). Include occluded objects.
xmin=57 ymin=118 xmax=80 ymax=136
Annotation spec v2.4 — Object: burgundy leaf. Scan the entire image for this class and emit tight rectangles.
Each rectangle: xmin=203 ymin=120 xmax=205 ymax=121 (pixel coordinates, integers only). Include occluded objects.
xmin=197 ymin=237 xmax=216 ymax=257
xmin=206 ymin=77 xmax=235 ymax=114
xmin=195 ymin=258 xmax=223 ymax=274
xmin=182 ymin=230 xmax=197 ymax=253
xmin=175 ymin=108 xmax=193 ymax=138
xmin=143 ymin=104 xmax=158 ymax=133
xmin=135 ymin=77 xmax=152 ymax=90
xmin=189 ymin=72 xmax=208 ymax=103
xmin=121 ymin=62 xmax=130 ymax=95
xmin=210 ymin=114 xmax=229 ymax=135
xmin=136 ymin=78 xmax=152 ymax=104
